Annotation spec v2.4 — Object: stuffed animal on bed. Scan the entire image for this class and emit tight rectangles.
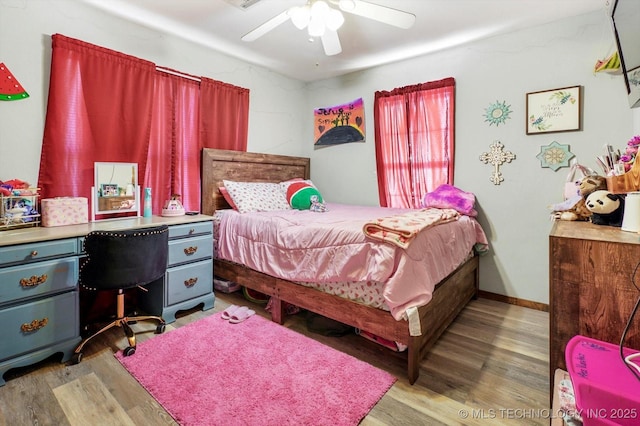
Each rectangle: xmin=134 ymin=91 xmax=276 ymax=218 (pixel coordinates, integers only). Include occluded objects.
xmin=584 ymin=190 xmax=625 ymax=227
xmin=421 ymin=184 xmax=477 ymax=216
xmin=309 ymin=194 xmax=327 ymax=212
xmin=550 ymin=174 xmax=608 ymax=221
xmin=286 ymin=181 xmax=327 ymax=212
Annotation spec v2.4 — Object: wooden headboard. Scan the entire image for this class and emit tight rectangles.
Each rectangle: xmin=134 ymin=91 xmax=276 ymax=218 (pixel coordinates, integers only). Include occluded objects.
xmin=201 ymin=148 xmax=311 ymax=216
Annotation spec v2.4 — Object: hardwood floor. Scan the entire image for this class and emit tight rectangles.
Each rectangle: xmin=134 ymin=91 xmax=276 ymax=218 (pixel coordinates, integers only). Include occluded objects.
xmin=0 ymin=293 xmax=550 ymax=426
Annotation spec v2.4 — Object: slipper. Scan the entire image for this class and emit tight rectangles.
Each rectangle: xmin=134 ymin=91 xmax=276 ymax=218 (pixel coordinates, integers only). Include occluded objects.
xmin=221 ymin=304 xmax=241 ymax=320
xmin=229 ymin=306 xmax=255 ymax=324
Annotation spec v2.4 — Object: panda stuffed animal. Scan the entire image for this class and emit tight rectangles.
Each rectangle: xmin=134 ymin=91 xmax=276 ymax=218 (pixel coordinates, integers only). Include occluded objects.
xmin=584 ymin=190 xmax=625 ymax=227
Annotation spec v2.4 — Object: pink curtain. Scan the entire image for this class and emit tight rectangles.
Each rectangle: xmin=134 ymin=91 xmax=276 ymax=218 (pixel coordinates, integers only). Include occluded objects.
xmin=200 ymin=77 xmax=249 ymax=151
xmin=146 ymin=70 xmax=201 ymax=212
xmin=374 ymin=78 xmax=455 ymax=208
xmin=38 ymin=34 xmax=155 ymax=201
xmin=39 ymin=35 xmax=250 ymax=214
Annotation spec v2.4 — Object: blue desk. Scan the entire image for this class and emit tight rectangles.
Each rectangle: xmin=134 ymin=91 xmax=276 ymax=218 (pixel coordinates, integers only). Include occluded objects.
xmin=0 ymin=215 xmax=214 ymax=386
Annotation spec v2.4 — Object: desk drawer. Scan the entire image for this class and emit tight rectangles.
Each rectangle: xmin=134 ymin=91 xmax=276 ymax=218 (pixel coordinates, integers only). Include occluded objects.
xmin=0 ymin=291 xmax=78 ymax=362
xmin=0 ymin=239 xmax=78 ymax=267
xmin=168 ymin=235 xmax=213 ymax=266
xmin=0 ymin=257 xmax=78 ymax=306
xmin=166 ymin=259 xmax=213 ymax=305
xmin=169 ymin=221 xmax=212 ymax=239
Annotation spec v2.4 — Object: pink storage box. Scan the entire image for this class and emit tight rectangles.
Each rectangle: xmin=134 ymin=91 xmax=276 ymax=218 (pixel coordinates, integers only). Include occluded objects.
xmin=41 ymin=197 xmax=88 ymax=227
xmin=565 ymin=335 xmax=640 ymax=426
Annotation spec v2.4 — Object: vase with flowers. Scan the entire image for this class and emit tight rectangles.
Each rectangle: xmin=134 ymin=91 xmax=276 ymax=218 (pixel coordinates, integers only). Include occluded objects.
xmin=618 ymin=135 xmax=640 ymax=172
xmin=608 ymin=135 xmax=640 ymax=194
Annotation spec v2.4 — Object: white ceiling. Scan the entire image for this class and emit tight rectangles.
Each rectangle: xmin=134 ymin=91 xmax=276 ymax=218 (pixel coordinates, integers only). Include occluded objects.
xmin=82 ymin=0 xmax=611 ymax=82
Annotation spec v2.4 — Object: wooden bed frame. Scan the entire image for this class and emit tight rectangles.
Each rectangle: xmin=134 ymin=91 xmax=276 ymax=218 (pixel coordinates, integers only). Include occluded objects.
xmin=201 ymin=148 xmax=479 ymax=384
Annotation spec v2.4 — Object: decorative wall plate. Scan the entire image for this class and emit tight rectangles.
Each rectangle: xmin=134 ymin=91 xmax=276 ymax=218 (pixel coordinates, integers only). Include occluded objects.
xmin=479 ymin=140 xmax=516 ymax=185
xmin=536 ymin=141 xmax=574 ymax=171
xmin=483 ymin=100 xmax=512 ymax=126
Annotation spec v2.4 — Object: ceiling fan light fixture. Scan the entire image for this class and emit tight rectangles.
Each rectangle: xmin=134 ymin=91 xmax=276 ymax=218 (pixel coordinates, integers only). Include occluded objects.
xmin=308 ymin=15 xmax=326 ymax=37
xmin=337 ymin=0 xmax=356 ymax=12
xmin=325 ymin=8 xmax=344 ymax=31
xmin=289 ymin=5 xmax=311 ymax=30
xmin=308 ymin=2 xmax=330 ymax=36
xmin=311 ymin=0 xmax=330 ymax=14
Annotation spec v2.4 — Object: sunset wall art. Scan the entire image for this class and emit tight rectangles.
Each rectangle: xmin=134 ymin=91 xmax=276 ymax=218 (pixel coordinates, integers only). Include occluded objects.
xmin=314 ymin=98 xmax=365 ymax=146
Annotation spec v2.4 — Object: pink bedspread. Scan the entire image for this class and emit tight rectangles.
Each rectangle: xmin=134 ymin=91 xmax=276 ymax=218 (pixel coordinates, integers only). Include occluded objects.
xmin=216 ymin=203 xmax=488 ymax=321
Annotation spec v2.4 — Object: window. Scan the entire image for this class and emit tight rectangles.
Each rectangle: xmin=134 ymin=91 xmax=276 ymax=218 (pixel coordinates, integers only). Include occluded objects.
xmin=374 ymin=78 xmax=455 ymax=208
xmin=38 ymin=34 xmax=248 ymax=213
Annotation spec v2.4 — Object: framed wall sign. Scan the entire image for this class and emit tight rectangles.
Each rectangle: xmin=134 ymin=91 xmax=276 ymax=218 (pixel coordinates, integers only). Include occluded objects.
xmin=526 ymin=86 xmax=581 ymax=135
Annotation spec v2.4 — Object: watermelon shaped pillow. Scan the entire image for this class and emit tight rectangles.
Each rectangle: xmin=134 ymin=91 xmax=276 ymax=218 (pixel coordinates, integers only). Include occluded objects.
xmin=0 ymin=63 xmax=29 ymax=101
xmin=286 ymin=181 xmax=324 ymax=210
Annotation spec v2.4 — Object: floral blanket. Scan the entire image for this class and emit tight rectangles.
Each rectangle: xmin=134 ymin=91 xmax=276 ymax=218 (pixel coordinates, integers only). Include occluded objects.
xmin=362 ymin=208 xmax=460 ymax=249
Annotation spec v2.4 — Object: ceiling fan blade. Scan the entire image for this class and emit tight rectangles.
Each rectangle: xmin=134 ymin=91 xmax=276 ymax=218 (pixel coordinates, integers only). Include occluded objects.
xmin=241 ymin=10 xmax=290 ymax=42
xmin=339 ymin=0 xmax=416 ymax=29
xmin=321 ymin=29 xmax=342 ymax=56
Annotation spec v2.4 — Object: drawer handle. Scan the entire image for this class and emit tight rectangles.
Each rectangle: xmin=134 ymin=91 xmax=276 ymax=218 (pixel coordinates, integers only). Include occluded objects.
xmin=184 ymin=246 xmax=198 ymax=255
xmin=21 ymin=318 xmax=49 ymax=333
xmin=184 ymin=277 xmax=198 ymax=288
xmin=20 ymin=274 xmax=48 ymax=287
xmin=189 ymin=228 xmax=195 ymax=235
xmin=30 ymin=250 xmax=38 ymax=257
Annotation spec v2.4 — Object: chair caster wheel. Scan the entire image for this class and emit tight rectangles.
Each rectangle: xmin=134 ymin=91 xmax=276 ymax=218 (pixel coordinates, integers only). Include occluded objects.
xmin=156 ymin=324 xmax=166 ymax=334
xmin=71 ymin=352 xmax=83 ymax=364
xmin=80 ymin=325 xmax=92 ymax=339
xmin=123 ymin=346 xmax=136 ymax=357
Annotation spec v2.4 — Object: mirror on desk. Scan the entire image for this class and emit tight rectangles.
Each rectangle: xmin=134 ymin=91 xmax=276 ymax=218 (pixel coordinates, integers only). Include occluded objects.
xmin=92 ymin=162 xmax=140 ymax=220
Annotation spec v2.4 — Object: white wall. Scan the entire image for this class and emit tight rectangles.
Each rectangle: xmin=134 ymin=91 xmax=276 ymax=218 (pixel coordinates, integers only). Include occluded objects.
xmin=1 ymin=1 xmax=637 ymax=305
xmin=304 ymin=11 xmax=637 ymax=304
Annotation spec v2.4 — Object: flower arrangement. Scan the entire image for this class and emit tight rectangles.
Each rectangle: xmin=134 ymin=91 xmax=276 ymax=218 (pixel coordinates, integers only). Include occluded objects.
xmin=618 ymin=135 xmax=640 ymax=172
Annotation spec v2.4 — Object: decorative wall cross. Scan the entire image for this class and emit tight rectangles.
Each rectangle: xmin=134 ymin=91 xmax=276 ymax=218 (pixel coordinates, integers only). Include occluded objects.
xmin=479 ymin=141 xmax=516 ymax=185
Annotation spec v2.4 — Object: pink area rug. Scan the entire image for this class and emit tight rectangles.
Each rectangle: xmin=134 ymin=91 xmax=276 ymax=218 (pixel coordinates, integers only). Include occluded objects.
xmin=115 ymin=312 xmax=396 ymax=425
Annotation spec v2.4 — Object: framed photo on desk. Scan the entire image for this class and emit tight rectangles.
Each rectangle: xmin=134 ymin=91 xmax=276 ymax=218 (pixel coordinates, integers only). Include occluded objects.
xmin=100 ymin=184 xmax=118 ymax=197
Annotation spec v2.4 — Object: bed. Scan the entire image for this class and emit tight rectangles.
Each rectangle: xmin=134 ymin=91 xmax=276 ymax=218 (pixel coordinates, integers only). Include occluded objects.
xmin=201 ymin=148 xmax=485 ymax=384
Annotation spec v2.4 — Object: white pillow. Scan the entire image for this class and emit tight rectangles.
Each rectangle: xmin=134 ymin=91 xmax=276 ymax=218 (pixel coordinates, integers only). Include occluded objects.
xmin=222 ymin=180 xmax=291 ymax=213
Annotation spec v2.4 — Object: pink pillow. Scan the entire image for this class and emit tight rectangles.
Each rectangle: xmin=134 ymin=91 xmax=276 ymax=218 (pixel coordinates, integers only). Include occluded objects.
xmin=219 ymin=187 xmax=238 ymax=210
xmin=422 ymin=184 xmax=478 ymax=216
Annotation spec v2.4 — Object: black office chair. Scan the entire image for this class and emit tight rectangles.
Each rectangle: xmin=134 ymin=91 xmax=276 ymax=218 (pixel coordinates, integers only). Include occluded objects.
xmin=71 ymin=225 xmax=169 ymax=364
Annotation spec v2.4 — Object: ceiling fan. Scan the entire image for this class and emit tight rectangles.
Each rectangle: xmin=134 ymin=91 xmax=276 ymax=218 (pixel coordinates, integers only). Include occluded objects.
xmin=241 ymin=0 xmax=416 ymax=56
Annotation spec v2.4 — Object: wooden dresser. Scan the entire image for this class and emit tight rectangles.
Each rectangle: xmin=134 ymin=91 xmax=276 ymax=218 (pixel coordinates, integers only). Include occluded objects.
xmin=549 ymin=220 xmax=640 ymax=383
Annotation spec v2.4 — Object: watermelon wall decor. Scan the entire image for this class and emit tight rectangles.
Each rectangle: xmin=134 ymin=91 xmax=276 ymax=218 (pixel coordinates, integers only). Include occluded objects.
xmin=0 ymin=63 xmax=29 ymax=101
